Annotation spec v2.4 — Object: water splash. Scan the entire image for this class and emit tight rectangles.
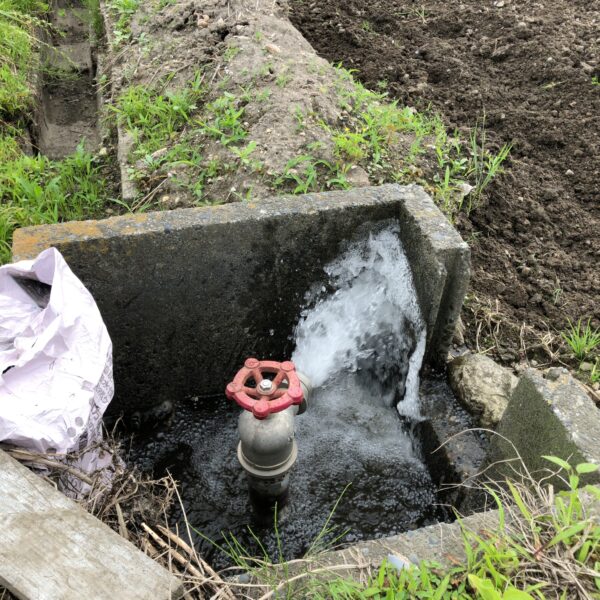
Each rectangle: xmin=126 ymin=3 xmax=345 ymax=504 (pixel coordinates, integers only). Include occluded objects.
xmin=292 ymin=224 xmax=426 ymax=418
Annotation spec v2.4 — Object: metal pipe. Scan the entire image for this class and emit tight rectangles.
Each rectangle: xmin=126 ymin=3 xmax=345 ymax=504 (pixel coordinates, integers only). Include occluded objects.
xmin=226 ymin=359 xmax=311 ymax=505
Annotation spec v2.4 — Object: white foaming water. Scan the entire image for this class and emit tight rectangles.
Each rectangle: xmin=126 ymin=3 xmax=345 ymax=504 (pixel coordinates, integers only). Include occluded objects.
xmin=292 ymin=224 xmax=426 ymax=419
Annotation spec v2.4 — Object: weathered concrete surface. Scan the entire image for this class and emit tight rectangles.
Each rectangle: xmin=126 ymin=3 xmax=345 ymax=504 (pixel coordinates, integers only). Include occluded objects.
xmin=0 ymin=449 xmax=183 ymax=600
xmin=449 ymin=353 xmax=519 ymax=428
xmin=13 ymin=184 xmax=469 ymax=416
xmin=487 ymin=368 xmax=600 ymax=485
xmin=319 ymin=509 xmax=499 ymax=574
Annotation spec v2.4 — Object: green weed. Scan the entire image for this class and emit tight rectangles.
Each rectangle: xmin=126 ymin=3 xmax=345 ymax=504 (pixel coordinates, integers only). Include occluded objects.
xmin=592 ymin=76 xmax=599 ymax=87
xmin=223 ymin=45 xmax=240 ymax=62
xmin=590 ymin=359 xmax=600 ymax=385
xmin=0 ymin=141 xmax=109 ymax=263
xmin=329 ymin=67 xmax=512 ymax=220
xmin=106 ymin=0 xmax=139 ymax=45
xmin=468 ymin=121 xmax=512 ymax=202
xmin=562 ymin=318 xmax=600 ymax=362
xmin=276 ymin=70 xmax=292 ymax=88
xmin=198 ymin=91 xmax=247 ymax=146
xmin=113 ymin=77 xmax=204 ymax=156
xmin=0 ymin=0 xmax=48 ymax=115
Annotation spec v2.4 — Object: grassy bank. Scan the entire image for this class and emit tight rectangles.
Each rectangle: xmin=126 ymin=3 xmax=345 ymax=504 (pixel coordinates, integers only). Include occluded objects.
xmin=0 ymin=0 xmax=112 ymax=264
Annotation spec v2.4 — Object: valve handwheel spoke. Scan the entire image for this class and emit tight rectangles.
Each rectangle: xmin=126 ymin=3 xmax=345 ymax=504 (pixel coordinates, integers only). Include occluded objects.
xmin=226 ymin=358 xmax=304 ymax=419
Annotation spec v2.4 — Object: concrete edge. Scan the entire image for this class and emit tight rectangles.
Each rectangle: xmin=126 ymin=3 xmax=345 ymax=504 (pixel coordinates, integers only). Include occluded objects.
xmin=97 ymin=0 xmax=138 ymax=201
xmin=312 ymin=509 xmax=499 ymax=579
xmin=0 ymin=448 xmax=184 ymax=600
xmin=396 ymin=185 xmax=470 ymax=362
xmin=12 ymin=183 xmax=450 ymax=253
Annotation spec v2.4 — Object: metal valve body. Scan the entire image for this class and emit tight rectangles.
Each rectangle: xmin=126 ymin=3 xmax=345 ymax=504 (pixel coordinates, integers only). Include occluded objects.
xmin=226 ymin=359 xmax=310 ymax=502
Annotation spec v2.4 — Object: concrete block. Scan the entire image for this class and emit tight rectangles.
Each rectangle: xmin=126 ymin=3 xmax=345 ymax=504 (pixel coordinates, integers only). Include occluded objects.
xmin=0 ymin=449 xmax=183 ymax=600
xmin=13 ymin=184 xmax=470 ymax=417
xmin=487 ymin=368 xmax=600 ymax=485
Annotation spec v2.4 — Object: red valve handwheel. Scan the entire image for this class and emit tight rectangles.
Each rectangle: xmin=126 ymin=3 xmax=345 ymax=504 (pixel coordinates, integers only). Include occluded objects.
xmin=225 ymin=358 xmax=304 ymax=419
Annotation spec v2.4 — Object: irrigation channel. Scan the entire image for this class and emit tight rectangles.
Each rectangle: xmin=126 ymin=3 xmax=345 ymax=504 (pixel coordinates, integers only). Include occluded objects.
xmin=126 ymin=224 xmax=481 ymax=569
xmin=35 ymin=0 xmax=100 ymax=158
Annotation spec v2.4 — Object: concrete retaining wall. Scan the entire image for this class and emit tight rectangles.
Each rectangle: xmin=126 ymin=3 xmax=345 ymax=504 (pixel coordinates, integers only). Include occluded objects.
xmin=13 ymin=184 xmax=469 ymax=417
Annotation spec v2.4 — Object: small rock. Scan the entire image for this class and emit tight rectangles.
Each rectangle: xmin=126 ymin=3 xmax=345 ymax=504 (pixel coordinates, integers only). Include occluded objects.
xmin=449 ymin=353 xmax=518 ymax=428
xmin=580 ymin=362 xmax=593 ymax=372
xmin=491 ymin=45 xmax=511 ymax=61
xmin=197 ymin=14 xmax=210 ymax=28
xmin=98 ymin=147 xmax=108 ymax=157
xmin=264 ymin=43 xmax=281 ymax=54
xmin=345 ymin=165 xmax=370 ymax=187
xmin=387 ymin=553 xmax=413 ymax=572
xmin=544 ymin=367 xmax=563 ymax=381
xmin=565 ymin=169 xmax=574 ymax=176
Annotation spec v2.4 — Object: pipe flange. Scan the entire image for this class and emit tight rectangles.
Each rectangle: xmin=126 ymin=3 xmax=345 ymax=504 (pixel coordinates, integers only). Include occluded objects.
xmin=237 ymin=439 xmax=298 ymax=479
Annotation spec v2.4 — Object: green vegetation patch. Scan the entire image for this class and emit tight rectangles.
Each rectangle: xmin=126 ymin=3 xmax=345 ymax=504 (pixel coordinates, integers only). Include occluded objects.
xmin=275 ymin=66 xmax=512 ymax=222
xmin=105 ymin=0 xmax=140 ymax=46
xmin=0 ymin=0 xmax=48 ymax=116
xmin=0 ymin=137 xmax=109 ymax=263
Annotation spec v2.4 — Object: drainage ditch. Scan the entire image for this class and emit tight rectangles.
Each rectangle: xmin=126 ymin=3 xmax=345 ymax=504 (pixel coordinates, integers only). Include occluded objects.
xmin=33 ymin=0 xmax=100 ymax=158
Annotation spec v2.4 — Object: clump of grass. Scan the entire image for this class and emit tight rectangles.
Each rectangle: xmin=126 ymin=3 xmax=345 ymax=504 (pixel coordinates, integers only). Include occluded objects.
xmin=562 ymin=318 xmax=600 ymax=363
xmin=0 ymin=0 xmax=48 ymax=115
xmin=312 ymin=457 xmax=600 ymax=599
xmin=105 ymin=0 xmax=140 ymax=45
xmin=0 ymin=140 xmax=109 ymax=263
xmin=113 ymin=74 xmax=205 ymax=157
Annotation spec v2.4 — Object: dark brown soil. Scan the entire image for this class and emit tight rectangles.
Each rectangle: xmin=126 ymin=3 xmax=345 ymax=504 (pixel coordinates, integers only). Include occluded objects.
xmin=290 ymin=0 xmax=600 ymax=366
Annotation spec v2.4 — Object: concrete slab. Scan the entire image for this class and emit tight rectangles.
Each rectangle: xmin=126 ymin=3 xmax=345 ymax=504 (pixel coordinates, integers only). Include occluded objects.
xmin=487 ymin=368 xmax=600 ymax=486
xmin=0 ymin=449 xmax=183 ymax=600
xmin=13 ymin=184 xmax=470 ymax=417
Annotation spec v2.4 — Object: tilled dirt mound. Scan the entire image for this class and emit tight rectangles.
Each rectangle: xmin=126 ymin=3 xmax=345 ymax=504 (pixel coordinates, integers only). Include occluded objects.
xmin=290 ymin=0 xmax=600 ymax=365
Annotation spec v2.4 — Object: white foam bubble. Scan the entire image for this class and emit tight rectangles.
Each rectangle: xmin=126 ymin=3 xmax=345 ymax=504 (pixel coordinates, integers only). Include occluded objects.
xmin=292 ymin=224 xmax=426 ymax=418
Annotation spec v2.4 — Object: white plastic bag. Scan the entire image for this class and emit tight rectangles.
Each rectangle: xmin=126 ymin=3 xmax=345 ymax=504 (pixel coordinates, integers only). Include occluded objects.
xmin=0 ymin=248 xmax=113 ymax=465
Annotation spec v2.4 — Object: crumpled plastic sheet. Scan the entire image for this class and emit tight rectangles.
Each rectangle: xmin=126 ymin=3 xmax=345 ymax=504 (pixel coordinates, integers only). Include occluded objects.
xmin=0 ymin=248 xmax=115 ymax=495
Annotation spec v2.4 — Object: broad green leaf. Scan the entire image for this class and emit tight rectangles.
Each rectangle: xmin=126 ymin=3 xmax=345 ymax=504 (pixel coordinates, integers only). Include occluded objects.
xmin=362 ymin=587 xmax=381 ymax=597
xmin=432 ymin=573 xmax=451 ymax=600
xmin=546 ymin=521 xmax=587 ymax=548
xmin=577 ymin=540 xmax=591 ymax=563
xmin=542 ymin=455 xmax=571 ymax=471
xmin=504 ymin=589 xmax=535 ymax=600
xmin=468 ymin=574 xmax=502 ymax=600
xmin=576 ymin=463 xmax=599 ymax=474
